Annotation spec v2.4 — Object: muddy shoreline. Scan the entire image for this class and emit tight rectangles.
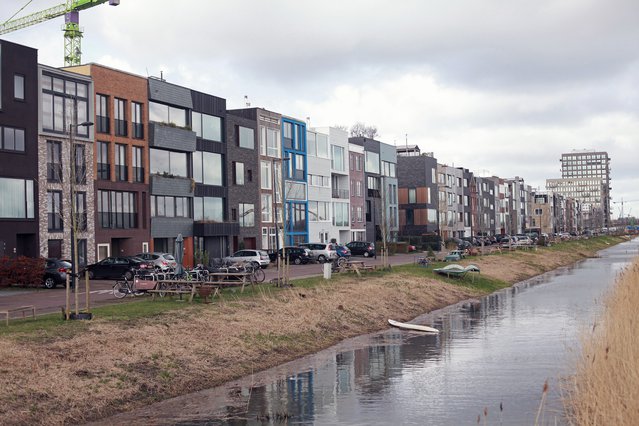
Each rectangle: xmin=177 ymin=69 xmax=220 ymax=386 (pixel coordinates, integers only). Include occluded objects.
xmin=0 ymin=237 xmax=626 ymax=425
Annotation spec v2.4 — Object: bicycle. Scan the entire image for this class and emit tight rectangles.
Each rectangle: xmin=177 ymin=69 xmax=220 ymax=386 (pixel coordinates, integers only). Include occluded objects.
xmin=320 ymin=256 xmax=346 ymax=273
xmin=243 ymin=262 xmax=266 ymax=283
xmin=113 ymin=276 xmax=145 ymax=298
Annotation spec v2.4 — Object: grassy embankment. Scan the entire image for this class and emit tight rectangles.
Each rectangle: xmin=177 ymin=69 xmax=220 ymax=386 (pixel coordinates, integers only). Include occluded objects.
xmin=565 ymin=251 xmax=639 ymax=425
xmin=0 ymin=235 xmax=627 ymax=425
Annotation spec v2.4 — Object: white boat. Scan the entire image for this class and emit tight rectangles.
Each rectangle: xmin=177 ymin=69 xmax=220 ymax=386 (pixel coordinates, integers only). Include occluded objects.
xmin=388 ymin=319 xmax=439 ymax=333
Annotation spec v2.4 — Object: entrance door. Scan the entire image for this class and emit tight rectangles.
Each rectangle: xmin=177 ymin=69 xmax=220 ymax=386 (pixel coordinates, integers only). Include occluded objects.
xmin=97 ymin=244 xmax=110 ymax=261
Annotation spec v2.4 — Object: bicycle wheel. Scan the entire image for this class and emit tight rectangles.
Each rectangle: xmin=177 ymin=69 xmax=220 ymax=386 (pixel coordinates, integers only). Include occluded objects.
xmin=113 ymin=280 xmax=129 ymax=298
xmin=337 ymin=257 xmax=346 ymax=267
xmin=253 ymin=267 xmax=265 ymax=283
xmin=157 ymin=282 xmax=167 ymax=298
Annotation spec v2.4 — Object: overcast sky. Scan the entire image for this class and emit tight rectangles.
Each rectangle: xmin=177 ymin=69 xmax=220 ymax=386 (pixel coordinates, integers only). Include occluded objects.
xmin=2 ymin=0 xmax=638 ymax=220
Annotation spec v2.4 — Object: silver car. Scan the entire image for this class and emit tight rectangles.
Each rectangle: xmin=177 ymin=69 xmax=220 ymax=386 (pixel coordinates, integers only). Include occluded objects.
xmin=299 ymin=243 xmax=338 ymax=263
xmin=135 ymin=252 xmax=177 ymax=271
xmin=224 ymin=249 xmax=270 ymax=268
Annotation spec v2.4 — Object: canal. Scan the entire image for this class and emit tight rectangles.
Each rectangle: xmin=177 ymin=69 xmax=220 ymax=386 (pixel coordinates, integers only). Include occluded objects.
xmin=98 ymin=238 xmax=639 ymax=425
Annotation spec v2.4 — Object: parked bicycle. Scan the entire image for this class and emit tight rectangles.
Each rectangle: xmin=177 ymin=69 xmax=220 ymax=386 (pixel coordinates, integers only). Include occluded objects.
xmin=320 ymin=256 xmax=347 ymax=273
xmin=243 ymin=262 xmax=266 ymax=283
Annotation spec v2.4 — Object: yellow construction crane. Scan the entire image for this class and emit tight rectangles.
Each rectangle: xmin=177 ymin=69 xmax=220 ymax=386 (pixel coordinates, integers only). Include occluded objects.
xmin=0 ymin=0 xmax=120 ymax=66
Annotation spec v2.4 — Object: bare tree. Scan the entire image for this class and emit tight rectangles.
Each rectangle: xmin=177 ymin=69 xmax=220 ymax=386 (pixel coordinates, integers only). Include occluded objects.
xmin=333 ymin=124 xmax=349 ymax=132
xmin=349 ymin=122 xmax=379 ymax=139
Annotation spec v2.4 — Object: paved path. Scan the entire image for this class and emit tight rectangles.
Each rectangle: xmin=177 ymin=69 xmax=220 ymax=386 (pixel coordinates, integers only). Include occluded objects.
xmin=0 ymin=252 xmax=430 ymax=317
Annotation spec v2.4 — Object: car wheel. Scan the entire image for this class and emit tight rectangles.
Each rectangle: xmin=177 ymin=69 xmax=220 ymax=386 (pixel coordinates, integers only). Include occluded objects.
xmin=317 ymin=255 xmax=327 ymax=263
xmin=363 ymin=252 xmax=370 ymax=257
xmin=88 ymin=270 xmax=95 ymax=280
xmin=294 ymin=257 xmax=302 ymax=265
xmin=124 ymin=270 xmax=134 ymax=281
xmin=44 ymin=277 xmax=57 ymax=289
xmin=252 ymin=261 xmax=260 ymax=269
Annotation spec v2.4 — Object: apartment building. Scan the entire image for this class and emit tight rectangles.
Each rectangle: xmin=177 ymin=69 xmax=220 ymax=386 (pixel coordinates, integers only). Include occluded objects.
xmin=37 ymin=65 xmax=95 ymax=265
xmin=396 ymin=150 xmax=439 ymax=237
xmin=348 ymin=142 xmax=366 ymax=242
xmin=437 ymin=164 xmax=465 ymax=239
xmin=546 ymin=177 xmax=607 ymax=231
xmin=471 ymin=176 xmax=496 ymax=237
xmin=281 ymin=116 xmax=309 ymax=246
xmin=0 ymin=40 xmax=39 ymax=258
xmin=67 ymin=64 xmax=150 ymax=261
xmin=306 ymin=128 xmax=333 ymax=243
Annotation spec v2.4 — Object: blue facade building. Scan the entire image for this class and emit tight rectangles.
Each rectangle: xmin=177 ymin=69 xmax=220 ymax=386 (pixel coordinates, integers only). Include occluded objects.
xmin=281 ymin=117 xmax=309 ymax=245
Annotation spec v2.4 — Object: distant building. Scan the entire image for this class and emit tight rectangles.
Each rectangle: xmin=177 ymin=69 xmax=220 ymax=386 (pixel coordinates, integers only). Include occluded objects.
xmin=397 ymin=151 xmax=439 ymax=237
xmin=546 ymin=177 xmax=606 ymax=230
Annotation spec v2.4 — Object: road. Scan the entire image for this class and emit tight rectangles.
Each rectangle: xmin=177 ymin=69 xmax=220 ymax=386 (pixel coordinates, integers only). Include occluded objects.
xmin=0 ymin=252 xmax=427 ymax=318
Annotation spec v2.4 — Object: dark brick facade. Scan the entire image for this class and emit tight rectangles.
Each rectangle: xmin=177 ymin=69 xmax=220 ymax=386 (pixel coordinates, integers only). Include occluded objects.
xmin=397 ymin=154 xmax=439 ymax=236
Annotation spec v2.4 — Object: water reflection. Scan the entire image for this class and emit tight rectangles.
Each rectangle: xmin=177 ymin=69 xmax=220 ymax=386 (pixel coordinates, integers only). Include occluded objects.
xmin=97 ymin=239 xmax=639 ymax=426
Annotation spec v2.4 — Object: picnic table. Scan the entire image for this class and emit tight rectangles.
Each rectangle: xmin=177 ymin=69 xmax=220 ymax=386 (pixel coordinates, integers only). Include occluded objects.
xmin=342 ymin=260 xmax=374 ymax=276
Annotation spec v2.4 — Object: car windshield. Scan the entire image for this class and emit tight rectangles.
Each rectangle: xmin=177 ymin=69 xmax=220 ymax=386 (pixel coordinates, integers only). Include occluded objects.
xmin=164 ymin=255 xmax=175 ymax=260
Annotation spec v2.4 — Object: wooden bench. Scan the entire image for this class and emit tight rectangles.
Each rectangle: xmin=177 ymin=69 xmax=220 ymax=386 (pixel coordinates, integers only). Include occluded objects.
xmin=1 ymin=305 xmax=36 ymax=326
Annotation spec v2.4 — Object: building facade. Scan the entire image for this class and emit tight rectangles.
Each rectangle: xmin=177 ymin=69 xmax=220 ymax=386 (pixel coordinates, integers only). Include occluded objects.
xmin=397 ymin=151 xmax=439 ymax=237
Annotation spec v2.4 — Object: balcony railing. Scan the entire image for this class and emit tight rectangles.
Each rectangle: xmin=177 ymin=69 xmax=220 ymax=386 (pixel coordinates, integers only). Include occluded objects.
xmin=332 ymin=189 xmax=349 ymax=199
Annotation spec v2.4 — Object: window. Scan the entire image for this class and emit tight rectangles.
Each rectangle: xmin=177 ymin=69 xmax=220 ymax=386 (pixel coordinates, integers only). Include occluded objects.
xmin=382 ymin=161 xmax=396 ymax=177
xmin=47 ymin=191 xmax=63 ymax=231
xmin=261 ymin=193 xmax=272 ymax=222
xmin=149 ymin=101 xmax=187 ymax=128
xmin=41 ymin=75 xmax=89 ymax=135
xmin=193 ymin=197 xmax=223 ymax=221
xmin=408 ymin=188 xmax=416 ymax=204
xmin=365 ymin=151 xmax=380 ymax=174
xmin=115 ymin=144 xmax=128 ymax=181
xmin=151 ymin=196 xmax=189 ymax=218
xmin=74 ymin=144 xmax=86 ymax=184
xmin=46 ymin=141 xmax=63 ymax=182
xmin=131 ymin=102 xmax=143 ymax=139
xmin=259 ymin=126 xmax=281 ymax=157
xmin=331 ymin=145 xmax=345 ymax=171
xmin=192 ymin=151 xmax=222 ymax=185
xmin=238 ymin=126 xmax=254 ymax=149
xmin=239 ymin=203 xmax=254 ymax=227
xmin=283 ymin=122 xmax=293 ymax=148
xmin=316 ymin=133 xmax=329 ymax=158
xmin=333 ymin=202 xmax=349 ymax=227
xmin=97 ymin=190 xmax=137 ymax=229
xmin=97 ymin=141 xmax=110 ymax=180
xmin=234 ymin=162 xmax=245 ymax=185
xmin=192 ymin=111 xmax=222 ymax=141
xmin=96 ymin=94 xmax=109 ymax=133
xmin=1 ymin=126 xmax=25 ymax=152
xmin=355 ymin=154 xmax=362 ymax=171
xmin=260 ymin=160 xmax=272 ymax=190
xmin=114 ymin=98 xmax=127 ymax=136
xmin=0 ymin=178 xmax=34 ymax=219
xmin=132 ymin=146 xmax=144 ymax=183
xmin=150 ymin=148 xmax=187 ymax=177
xmin=14 ymin=74 xmax=24 ymax=100
xmin=357 ymin=206 xmax=363 ymax=222
xmin=308 ymin=201 xmax=329 ymax=221
xmin=74 ymin=192 xmax=87 ymax=231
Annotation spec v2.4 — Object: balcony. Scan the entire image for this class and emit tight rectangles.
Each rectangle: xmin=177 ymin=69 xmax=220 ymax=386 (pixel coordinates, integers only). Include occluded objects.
xmin=332 ymin=188 xmax=349 ymax=199
xmin=194 ymin=221 xmax=240 ymax=237
xmin=151 ymin=174 xmax=194 ymax=197
xmin=149 ymin=122 xmax=196 ymax=152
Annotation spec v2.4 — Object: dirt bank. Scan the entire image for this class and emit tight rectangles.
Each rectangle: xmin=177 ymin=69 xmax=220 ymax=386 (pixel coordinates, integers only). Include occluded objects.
xmin=0 ymin=237 xmax=626 ymax=425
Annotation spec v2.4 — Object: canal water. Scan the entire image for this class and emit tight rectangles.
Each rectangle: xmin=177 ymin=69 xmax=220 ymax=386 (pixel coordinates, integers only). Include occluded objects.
xmin=99 ymin=238 xmax=639 ymax=426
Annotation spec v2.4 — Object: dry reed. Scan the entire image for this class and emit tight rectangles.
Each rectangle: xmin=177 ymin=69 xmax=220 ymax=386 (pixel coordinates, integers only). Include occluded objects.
xmin=566 ymin=257 xmax=639 ymax=425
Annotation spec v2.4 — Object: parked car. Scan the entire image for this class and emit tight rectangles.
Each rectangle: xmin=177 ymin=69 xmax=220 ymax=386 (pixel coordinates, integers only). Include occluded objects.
xmin=134 ymin=252 xmax=177 ymax=271
xmin=335 ymin=244 xmax=351 ymax=258
xmin=83 ymin=256 xmax=153 ymax=280
xmin=43 ymin=258 xmax=72 ymax=289
xmin=300 ymin=243 xmax=338 ymax=263
xmin=272 ymin=246 xmax=312 ymax=265
xmin=346 ymin=241 xmax=376 ymax=257
xmin=224 ymin=249 xmax=270 ymax=268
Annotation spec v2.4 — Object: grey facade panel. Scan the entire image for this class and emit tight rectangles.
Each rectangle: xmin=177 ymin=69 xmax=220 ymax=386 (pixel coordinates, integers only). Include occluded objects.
xmin=193 ymin=221 xmax=240 ymax=237
xmin=148 ymin=78 xmax=193 ymax=108
xmin=149 ymin=122 xmax=197 ymax=152
xmin=151 ymin=217 xmax=193 ymax=238
xmin=191 ymin=91 xmax=226 ymax=116
xmin=150 ymin=175 xmax=194 ymax=197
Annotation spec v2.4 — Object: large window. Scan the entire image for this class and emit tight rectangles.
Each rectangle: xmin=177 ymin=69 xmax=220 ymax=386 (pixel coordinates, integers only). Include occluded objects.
xmin=260 ymin=160 xmax=272 ymax=190
xmin=41 ymin=74 xmax=89 ymax=136
xmin=149 ymin=101 xmax=187 ymax=127
xmin=114 ymin=98 xmax=127 ymax=137
xmin=259 ymin=126 xmax=281 ymax=158
xmin=365 ymin=151 xmax=380 ymax=174
xmin=115 ymin=144 xmax=127 ymax=181
xmin=150 ymin=148 xmax=187 ymax=177
xmin=408 ymin=188 xmax=416 ymax=204
xmin=238 ymin=126 xmax=254 ymax=149
xmin=331 ymin=145 xmax=345 ymax=171
xmin=132 ymin=146 xmax=144 ymax=183
xmin=14 ymin=74 xmax=24 ymax=100
xmin=193 ymin=197 xmax=223 ymax=222
xmin=74 ymin=144 xmax=86 ymax=184
xmin=46 ymin=141 xmax=63 ymax=182
xmin=333 ymin=202 xmax=349 ymax=227
xmin=192 ymin=151 xmax=222 ymax=185
xmin=96 ymin=94 xmax=109 ymax=133
xmin=97 ymin=141 xmax=110 ymax=180
xmin=74 ymin=192 xmax=87 ymax=231
xmin=1 ymin=126 xmax=25 ymax=152
xmin=97 ymin=190 xmax=137 ymax=229
xmin=290 ymin=203 xmax=306 ymax=232
xmin=151 ymin=195 xmax=189 ymax=218
xmin=239 ymin=203 xmax=254 ymax=227
xmin=308 ymin=201 xmax=329 ymax=222
xmin=47 ymin=191 xmax=63 ymax=231
xmin=192 ymin=111 xmax=222 ymax=141
xmin=131 ymin=102 xmax=143 ymax=139
xmin=0 ymin=178 xmax=34 ymax=219
xmin=233 ymin=162 xmax=245 ymax=185
xmin=261 ymin=193 xmax=272 ymax=222
xmin=382 ymin=160 xmax=396 ymax=177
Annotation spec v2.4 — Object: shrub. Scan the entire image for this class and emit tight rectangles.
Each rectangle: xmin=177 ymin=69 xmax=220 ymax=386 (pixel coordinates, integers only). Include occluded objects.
xmin=0 ymin=256 xmax=45 ymax=288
